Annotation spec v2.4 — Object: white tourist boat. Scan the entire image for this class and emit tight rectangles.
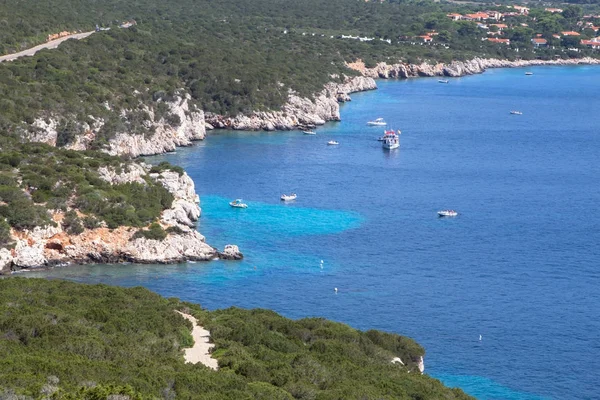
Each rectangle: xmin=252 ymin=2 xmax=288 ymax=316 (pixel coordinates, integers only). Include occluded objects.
xmin=438 ymin=210 xmax=458 ymax=217
xmin=327 ymin=140 xmax=339 ymax=145
xmin=382 ymin=129 xmax=400 ymax=150
xmin=280 ymin=193 xmax=297 ymax=201
xmin=510 ymin=110 xmax=523 ymax=115
xmin=229 ymin=199 xmax=248 ymax=208
xmin=525 ymin=72 xmax=533 ymax=75
xmin=438 ymin=79 xmax=449 ymax=83
xmin=303 ymin=130 xmax=316 ymax=135
xmin=367 ymin=118 xmax=387 ymax=126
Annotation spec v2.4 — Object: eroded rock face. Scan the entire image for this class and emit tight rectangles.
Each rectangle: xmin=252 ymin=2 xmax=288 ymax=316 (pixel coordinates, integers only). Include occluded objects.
xmin=0 ymin=248 xmax=13 ymax=274
xmin=205 ymin=76 xmax=377 ymax=131
xmin=108 ymin=95 xmax=206 ymax=157
xmin=6 ymin=167 xmax=232 ymax=270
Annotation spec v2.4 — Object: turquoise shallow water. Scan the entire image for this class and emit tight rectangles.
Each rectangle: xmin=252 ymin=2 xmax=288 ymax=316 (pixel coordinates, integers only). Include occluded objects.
xmin=33 ymin=66 xmax=600 ymax=399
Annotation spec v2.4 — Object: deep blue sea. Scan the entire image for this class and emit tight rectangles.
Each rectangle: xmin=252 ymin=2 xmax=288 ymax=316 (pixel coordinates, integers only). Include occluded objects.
xmin=31 ymin=66 xmax=600 ymax=399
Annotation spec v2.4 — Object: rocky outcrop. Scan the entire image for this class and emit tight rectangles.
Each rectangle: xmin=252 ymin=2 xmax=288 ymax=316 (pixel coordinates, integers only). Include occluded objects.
xmin=205 ymin=76 xmax=376 ymax=131
xmin=107 ymin=95 xmax=206 ymax=157
xmin=220 ymin=244 xmax=243 ymax=260
xmin=349 ymin=57 xmax=600 ymax=80
xmin=6 ymin=166 xmax=241 ymax=271
xmin=417 ymin=356 xmax=425 ymax=374
xmin=27 ymin=94 xmax=206 ymax=158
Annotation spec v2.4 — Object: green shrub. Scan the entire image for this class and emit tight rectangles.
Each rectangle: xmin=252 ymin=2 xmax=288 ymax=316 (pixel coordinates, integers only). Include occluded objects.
xmin=132 ymin=222 xmax=167 ymax=240
xmin=63 ymin=210 xmax=84 ymax=235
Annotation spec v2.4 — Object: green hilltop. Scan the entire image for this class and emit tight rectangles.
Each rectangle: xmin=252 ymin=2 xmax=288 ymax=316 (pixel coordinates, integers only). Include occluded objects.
xmin=0 ymin=278 xmax=473 ymax=399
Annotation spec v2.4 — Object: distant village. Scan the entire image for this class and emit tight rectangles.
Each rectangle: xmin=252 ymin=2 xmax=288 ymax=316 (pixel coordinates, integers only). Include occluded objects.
xmin=435 ymin=6 xmax=600 ymax=51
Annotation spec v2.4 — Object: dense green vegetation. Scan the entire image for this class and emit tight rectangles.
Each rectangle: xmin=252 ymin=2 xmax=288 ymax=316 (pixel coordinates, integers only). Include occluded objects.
xmin=0 ymin=278 xmax=473 ymax=399
xmin=2 ymin=0 xmax=598 ymax=149
xmin=0 ymin=136 xmax=174 ymax=235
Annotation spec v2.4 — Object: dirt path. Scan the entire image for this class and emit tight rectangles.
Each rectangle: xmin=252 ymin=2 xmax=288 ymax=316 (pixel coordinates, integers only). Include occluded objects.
xmin=0 ymin=31 xmax=95 ymax=63
xmin=175 ymin=310 xmax=219 ymax=370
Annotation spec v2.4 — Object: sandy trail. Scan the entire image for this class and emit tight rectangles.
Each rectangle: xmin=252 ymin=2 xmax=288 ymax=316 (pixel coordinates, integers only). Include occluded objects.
xmin=175 ymin=310 xmax=219 ymax=370
xmin=0 ymin=31 xmax=95 ymax=63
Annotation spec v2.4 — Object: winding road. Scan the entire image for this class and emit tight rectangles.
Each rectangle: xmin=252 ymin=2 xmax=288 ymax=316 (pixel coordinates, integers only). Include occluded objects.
xmin=0 ymin=31 xmax=95 ymax=63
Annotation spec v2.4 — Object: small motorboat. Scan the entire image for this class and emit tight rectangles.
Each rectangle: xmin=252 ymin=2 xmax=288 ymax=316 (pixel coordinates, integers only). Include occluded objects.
xmin=438 ymin=210 xmax=458 ymax=217
xmin=327 ymin=141 xmax=339 ymax=145
xmin=510 ymin=111 xmax=523 ymax=115
xmin=367 ymin=118 xmax=387 ymax=126
xmin=303 ymin=130 xmax=316 ymax=135
xmin=281 ymin=193 xmax=297 ymax=201
xmin=229 ymin=199 xmax=248 ymax=208
xmin=525 ymin=72 xmax=533 ymax=75
xmin=438 ymin=79 xmax=449 ymax=84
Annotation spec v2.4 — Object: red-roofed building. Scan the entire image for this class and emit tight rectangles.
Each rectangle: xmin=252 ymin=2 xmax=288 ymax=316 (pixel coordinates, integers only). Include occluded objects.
xmin=417 ymin=35 xmax=433 ymax=42
xmin=553 ymin=34 xmax=561 ymax=39
xmin=447 ymin=13 xmax=463 ymax=21
xmin=561 ymin=31 xmax=580 ymax=36
xmin=488 ymin=38 xmax=510 ymax=45
xmin=581 ymin=39 xmax=600 ymax=49
xmin=490 ymin=23 xmax=508 ymax=31
xmin=486 ymin=11 xmax=502 ymax=20
xmin=531 ymin=38 xmax=548 ymax=47
xmin=512 ymin=6 xmax=529 ymax=15
xmin=464 ymin=12 xmax=489 ymax=21
xmin=545 ymin=8 xmax=563 ymax=13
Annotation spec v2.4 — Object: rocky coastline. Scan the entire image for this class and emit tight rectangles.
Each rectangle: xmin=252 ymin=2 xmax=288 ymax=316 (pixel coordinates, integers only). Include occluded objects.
xmin=348 ymin=56 xmax=600 ymax=79
xmin=0 ymin=166 xmax=242 ymax=275
xmin=204 ymin=76 xmax=377 ymax=131
xmin=10 ymin=56 xmax=597 ymax=273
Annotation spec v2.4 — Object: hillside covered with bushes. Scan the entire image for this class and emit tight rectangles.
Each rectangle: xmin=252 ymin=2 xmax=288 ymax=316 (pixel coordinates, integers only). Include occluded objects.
xmin=3 ymin=0 xmax=600 ymax=149
xmin=0 ymin=278 xmax=472 ymax=399
xmin=0 ymin=135 xmax=177 ymax=249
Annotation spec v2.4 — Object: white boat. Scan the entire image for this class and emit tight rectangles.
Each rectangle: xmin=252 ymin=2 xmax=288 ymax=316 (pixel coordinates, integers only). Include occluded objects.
xmin=438 ymin=210 xmax=458 ymax=217
xmin=229 ymin=199 xmax=248 ymax=208
xmin=510 ymin=110 xmax=523 ymax=115
xmin=367 ymin=118 xmax=387 ymax=126
xmin=281 ymin=193 xmax=297 ymax=201
xmin=525 ymin=72 xmax=533 ymax=75
xmin=438 ymin=79 xmax=449 ymax=83
xmin=303 ymin=130 xmax=316 ymax=135
xmin=382 ymin=129 xmax=400 ymax=150
xmin=327 ymin=140 xmax=339 ymax=145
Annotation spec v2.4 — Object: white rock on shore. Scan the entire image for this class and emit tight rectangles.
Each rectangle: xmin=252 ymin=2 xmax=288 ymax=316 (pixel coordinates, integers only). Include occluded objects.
xmin=205 ymin=76 xmax=377 ymax=131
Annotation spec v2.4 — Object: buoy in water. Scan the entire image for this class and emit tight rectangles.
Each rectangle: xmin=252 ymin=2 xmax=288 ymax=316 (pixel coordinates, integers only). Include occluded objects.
xmin=479 ymin=335 xmax=482 ymax=341
xmin=334 ymin=287 xmax=338 ymax=293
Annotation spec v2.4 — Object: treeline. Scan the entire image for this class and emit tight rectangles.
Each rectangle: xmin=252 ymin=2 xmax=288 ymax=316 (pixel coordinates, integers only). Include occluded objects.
xmin=0 ymin=278 xmax=474 ymax=399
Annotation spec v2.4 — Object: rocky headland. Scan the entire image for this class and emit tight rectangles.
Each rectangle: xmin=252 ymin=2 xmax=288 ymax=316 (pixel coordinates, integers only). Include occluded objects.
xmin=0 ymin=166 xmax=242 ymax=275
xmin=205 ymin=75 xmax=377 ymax=131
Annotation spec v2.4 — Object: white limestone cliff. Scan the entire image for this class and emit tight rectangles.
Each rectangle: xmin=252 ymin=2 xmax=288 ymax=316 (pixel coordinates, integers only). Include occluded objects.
xmin=205 ymin=76 xmax=377 ymax=131
xmin=1 ymin=166 xmax=240 ymax=272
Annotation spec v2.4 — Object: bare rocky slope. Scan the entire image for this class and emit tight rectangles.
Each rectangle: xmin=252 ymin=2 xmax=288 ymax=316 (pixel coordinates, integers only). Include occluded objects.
xmin=0 ymin=166 xmax=242 ymax=274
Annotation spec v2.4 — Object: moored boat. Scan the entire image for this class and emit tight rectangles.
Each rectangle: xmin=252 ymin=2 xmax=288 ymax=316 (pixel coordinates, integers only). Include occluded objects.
xmin=438 ymin=79 xmax=449 ymax=83
xmin=382 ymin=129 xmax=400 ymax=150
xmin=510 ymin=110 xmax=523 ymax=115
xmin=327 ymin=140 xmax=339 ymax=145
xmin=525 ymin=72 xmax=533 ymax=75
xmin=438 ymin=210 xmax=458 ymax=217
xmin=367 ymin=118 xmax=387 ymax=126
xmin=281 ymin=193 xmax=297 ymax=201
xmin=229 ymin=199 xmax=248 ymax=208
xmin=303 ymin=130 xmax=316 ymax=135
